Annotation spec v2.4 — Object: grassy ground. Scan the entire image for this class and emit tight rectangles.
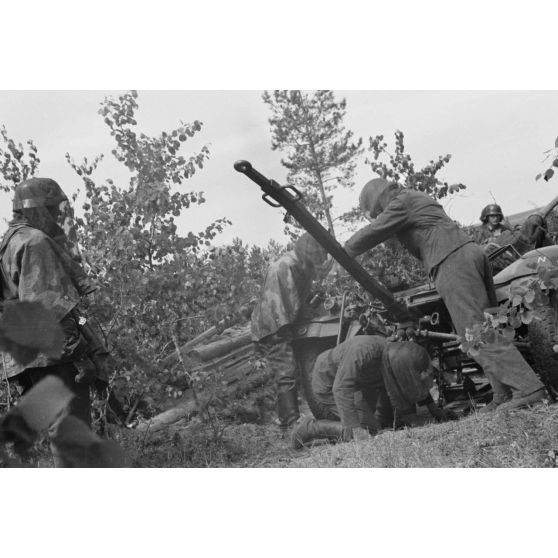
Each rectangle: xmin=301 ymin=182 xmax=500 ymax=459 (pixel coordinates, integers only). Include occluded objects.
xmin=286 ymin=403 xmax=558 ymax=468
xmin=112 ymin=400 xmax=558 ymax=468
xmin=10 ymin=399 xmax=558 ymax=468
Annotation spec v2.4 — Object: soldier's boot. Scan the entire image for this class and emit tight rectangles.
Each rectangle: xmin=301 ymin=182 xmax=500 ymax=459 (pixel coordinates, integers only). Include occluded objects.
xmin=478 ymin=392 xmax=512 ymax=414
xmin=277 ymin=387 xmax=300 ymax=433
xmin=496 ymin=387 xmax=547 ymax=412
xmin=291 ymin=417 xmax=344 ymax=449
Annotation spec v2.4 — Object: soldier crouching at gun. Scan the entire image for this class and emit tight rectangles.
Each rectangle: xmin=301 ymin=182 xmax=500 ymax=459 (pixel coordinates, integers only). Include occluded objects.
xmin=251 ymin=233 xmax=330 ymax=436
xmin=291 ymin=335 xmax=457 ymax=448
xmin=0 ymin=178 xmax=124 ymax=466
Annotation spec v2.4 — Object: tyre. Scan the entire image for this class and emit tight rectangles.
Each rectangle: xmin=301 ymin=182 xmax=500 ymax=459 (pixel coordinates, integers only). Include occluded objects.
xmin=527 ymin=293 xmax=558 ymax=390
xmin=293 ymin=337 xmax=337 ymax=420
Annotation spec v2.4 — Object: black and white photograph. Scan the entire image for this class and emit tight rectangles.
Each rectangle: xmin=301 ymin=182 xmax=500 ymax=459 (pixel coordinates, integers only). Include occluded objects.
xmin=1 ymin=3 xmax=557 ymax=556
xmin=1 ymin=89 xmax=558 ymax=469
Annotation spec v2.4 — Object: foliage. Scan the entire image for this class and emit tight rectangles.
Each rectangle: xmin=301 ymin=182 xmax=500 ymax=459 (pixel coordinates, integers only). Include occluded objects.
xmin=262 ymin=90 xmax=363 ymax=238
xmin=318 ymin=239 xmax=427 ymax=313
xmin=63 ymin=91 xmax=285 ymax=415
xmin=461 ymin=259 xmax=558 ymax=356
xmin=365 ymin=130 xmax=466 ymax=199
xmin=0 ymin=92 xmax=286 ymax=430
xmin=0 ymin=126 xmax=40 ymax=193
xmin=535 ymin=135 xmax=558 ymax=183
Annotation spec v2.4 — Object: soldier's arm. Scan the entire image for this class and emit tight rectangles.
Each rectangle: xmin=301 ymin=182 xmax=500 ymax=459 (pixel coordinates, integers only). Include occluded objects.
xmin=344 ymin=195 xmax=409 ymax=257
xmin=16 ymin=235 xmax=80 ymax=321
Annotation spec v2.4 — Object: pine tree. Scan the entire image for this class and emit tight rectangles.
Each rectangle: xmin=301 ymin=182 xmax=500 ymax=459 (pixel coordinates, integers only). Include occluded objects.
xmin=262 ymin=90 xmax=363 ymax=238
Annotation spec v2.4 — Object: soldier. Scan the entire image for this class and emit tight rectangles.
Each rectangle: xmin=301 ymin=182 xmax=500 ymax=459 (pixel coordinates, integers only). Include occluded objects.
xmin=291 ymin=335 xmax=455 ymax=448
xmin=251 ymin=233 xmax=329 ymax=433
xmin=0 ymin=178 xmax=115 ymax=465
xmin=342 ymin=178 xmax=546 ymax=412
xmin=477 ymin=204 xmax=512 ymax=244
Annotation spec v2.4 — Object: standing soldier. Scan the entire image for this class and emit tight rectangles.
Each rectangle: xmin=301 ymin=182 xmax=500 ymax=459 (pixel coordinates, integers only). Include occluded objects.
xmin=478 ymin=204 xmax=512 ymax=244
xmin=251 ymin=233 xmax=329 ymax=433
xmin=0 ymin=178 xmax=115 ymax=465
xmin=342 ymin=178 xmax=546 ymax=412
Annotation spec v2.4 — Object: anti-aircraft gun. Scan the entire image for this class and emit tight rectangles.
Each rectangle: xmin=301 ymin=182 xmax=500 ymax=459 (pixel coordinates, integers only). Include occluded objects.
xmin=235 ymin=160 xmax=558 ymax=418
xmin=234 ymin=160 xmax=492 ymax=418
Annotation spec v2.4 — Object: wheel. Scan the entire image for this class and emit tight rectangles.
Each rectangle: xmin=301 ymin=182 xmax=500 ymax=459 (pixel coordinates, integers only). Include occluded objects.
xmin=527 ymin=294 xmax=558 ymax=390
xmin=293 ymin=337 xmax=337 ymax=420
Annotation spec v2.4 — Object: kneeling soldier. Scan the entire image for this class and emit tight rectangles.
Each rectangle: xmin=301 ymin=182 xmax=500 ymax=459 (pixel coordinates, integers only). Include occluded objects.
xmin=292 ymin=335 xmax=455 ymax=448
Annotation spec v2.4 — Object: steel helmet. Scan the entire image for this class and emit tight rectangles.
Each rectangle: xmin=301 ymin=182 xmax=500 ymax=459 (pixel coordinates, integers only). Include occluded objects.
xmin=383 ymin=342 xmax=433 ymax=410
xmin=293 ymin=232 xmax=328 ymax=267
xmin=480 ymin=204 xmax=503 ymax=223
xmin=359 ymin=178 xmax=399 ymax=219
xmin=13 ymin=177 xmax=68 ymax=211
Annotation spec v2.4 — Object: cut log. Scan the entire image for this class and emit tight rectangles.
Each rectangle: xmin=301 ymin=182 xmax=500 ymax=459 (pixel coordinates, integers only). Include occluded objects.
xmin=136 ymin=356 xmax=265 ymax=434
xmin=161 ymin=328 xmax=219 ymax=368
xmin=196 ymin=344 xmax=255 ymax=375
xmin=190 ymin=327 xmax=252 ymax=362
xmin=136 ymin=391 xmax=197 ymax=433
xmin=161 ymin=319 xmax=248 ymax=368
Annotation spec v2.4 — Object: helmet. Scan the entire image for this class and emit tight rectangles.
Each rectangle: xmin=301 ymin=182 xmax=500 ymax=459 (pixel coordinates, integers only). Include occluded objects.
xmin=480 ymin=204 xmax=503 ymax=223
xmin=359 ymin=178 xmax=399 ymax=219
xmin=383 ymin=342 xmax=433 ymax=410
xmin=13 ymin=177 xmax=68 ymax=211
xmin=293 ymin=233 xmax=328 ymax=267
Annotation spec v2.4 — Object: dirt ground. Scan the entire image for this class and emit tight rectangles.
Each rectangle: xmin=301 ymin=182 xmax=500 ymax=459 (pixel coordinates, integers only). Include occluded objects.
xmin=8 ymin=395 xmax=558 ymax=468
xmin=105 ymin=395 xmax=558 ymax=468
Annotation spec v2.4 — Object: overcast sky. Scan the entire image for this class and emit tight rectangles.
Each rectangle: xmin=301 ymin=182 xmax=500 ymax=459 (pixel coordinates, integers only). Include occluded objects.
xmin=1 ymin=90 xmax=557 ymax=246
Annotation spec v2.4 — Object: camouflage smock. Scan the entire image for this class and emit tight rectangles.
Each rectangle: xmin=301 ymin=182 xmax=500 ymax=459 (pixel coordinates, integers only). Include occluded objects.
xmin=0 ymin=223 xmax=94 ymax=378
xmin=251 ymin=250 xmax=316 ymax=342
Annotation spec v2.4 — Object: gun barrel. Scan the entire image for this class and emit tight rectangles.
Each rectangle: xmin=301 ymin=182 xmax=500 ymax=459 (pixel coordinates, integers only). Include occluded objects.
xmin=234 ymin=160 xmax=417 ymax=322
xmin=417 ymin=329 xmax=461 ymax=341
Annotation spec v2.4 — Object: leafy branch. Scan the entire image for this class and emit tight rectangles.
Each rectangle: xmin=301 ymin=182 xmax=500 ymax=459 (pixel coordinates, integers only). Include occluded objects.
xmin=461 ymin=259 xmax=558 ymax=356
xmin=535 ymin=135 xmax=558 ymax=182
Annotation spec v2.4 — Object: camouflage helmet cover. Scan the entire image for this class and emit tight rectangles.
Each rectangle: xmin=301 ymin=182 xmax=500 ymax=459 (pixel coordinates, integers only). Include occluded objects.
xmin=293 ymin=232 xmax=328 ymax=267
xmin=480 ymin=203 xmax=503 ymax=223
xmin=13 ymin=177 xmax=68 ymax=211
xmin=359 ymin=178 xmax=399 ymax=219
